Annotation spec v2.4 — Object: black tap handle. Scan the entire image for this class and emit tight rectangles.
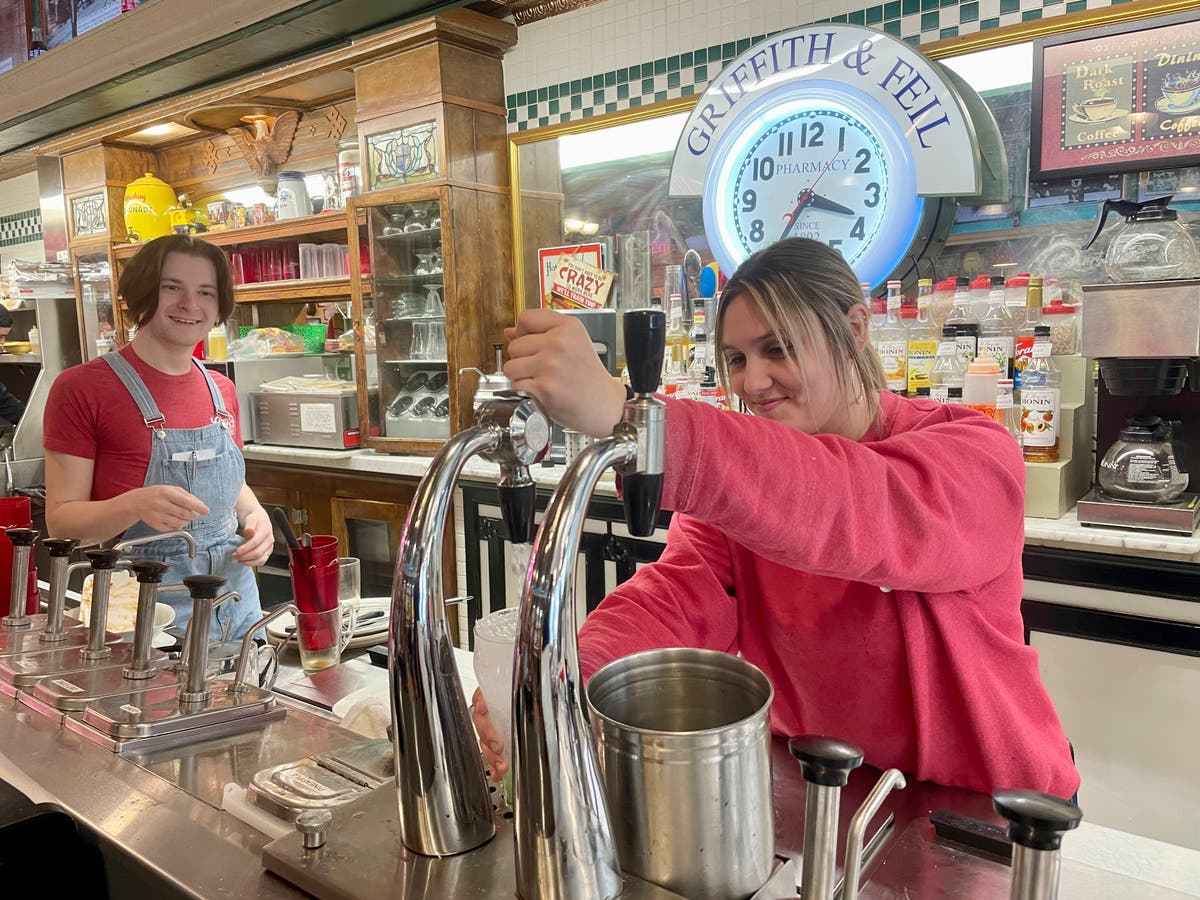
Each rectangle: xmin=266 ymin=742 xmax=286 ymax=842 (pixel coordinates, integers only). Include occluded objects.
xmin=498 ymin=482 xmax=537 ymax=544
xmin=5 ymin=527 xmax=37 ymax=547
xmin=183 ymin=574 xmax=227 ymax=599
xmin=130 ymin=560 xmax=171 ymax=584
xmin=43 ymin=538 xmax=78 ymax=558
xmin=993 ymin=790 xmax=1082 ymax=852
xmin=622 ymin=474 xmax=663 ymax=538
xmin=623 ymin=309 xmax=665 ymax=395
xmin=788 ymin=734 xmax=865 ymax=787
xmin=85 ymin=548 xmax=123 ymax=569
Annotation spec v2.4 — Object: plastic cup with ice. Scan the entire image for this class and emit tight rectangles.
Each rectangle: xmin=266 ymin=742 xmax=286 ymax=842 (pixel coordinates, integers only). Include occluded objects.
xmin=472 ymin=606 xmax=521 ymax=767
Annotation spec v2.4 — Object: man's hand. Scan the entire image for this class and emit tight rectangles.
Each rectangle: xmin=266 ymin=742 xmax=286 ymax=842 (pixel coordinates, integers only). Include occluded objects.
xmin=233 ymin=504 xmax=273 ymax=566
xmin=128 ymin=485 xmax=209 ymax=533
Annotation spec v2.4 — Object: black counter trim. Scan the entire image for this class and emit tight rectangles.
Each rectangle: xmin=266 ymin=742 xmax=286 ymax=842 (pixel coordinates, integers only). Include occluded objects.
xmin=1023 ymin=545 xmax=1200 ymax=603
xmin=1022 ymin=600 xmax=1200 ymax=658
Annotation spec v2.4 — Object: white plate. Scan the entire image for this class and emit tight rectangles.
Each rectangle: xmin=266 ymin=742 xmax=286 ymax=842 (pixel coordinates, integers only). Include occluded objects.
xmin=267 ymin=596 xmax=390 ymax=650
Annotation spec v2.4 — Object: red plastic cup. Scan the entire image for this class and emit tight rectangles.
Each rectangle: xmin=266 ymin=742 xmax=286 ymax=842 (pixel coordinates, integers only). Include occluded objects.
xmin=0 ymin=499 xmax=38 ymax=616
xmin=288 ymin=535 xmax=340 ymax=651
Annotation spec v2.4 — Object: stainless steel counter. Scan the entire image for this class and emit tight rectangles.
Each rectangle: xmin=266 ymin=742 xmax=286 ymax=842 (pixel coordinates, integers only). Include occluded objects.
xmin=3 ymin=657 xmax=1198 ymax=899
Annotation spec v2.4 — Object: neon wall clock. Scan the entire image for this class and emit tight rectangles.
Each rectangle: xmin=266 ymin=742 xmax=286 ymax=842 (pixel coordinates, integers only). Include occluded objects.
xmin=670 ymin=25 xmax=986 ymax=290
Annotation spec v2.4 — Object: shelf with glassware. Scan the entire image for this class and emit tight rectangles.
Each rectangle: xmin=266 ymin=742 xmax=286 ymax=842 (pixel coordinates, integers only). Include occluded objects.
xmin=66 ymin=237 xmax=117 ymax=362
xmin=347 ymin=182 xmax=514 ymax=456
xmin=350 ymin=190 xmax=449 ymax=448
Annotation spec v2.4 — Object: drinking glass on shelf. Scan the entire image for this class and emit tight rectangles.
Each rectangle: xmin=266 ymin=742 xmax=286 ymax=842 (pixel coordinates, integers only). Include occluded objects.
xmin=410 ymin=320 xmax=431 ymax=360
xmin=428 ymin=320 xmax=446 ymax=360
xmin=382 ymin=209 xmax=406 ymax=236
xmin=423 ymin=284 xmax=444 ymax=316
xmin=414 ymin=252 xmax=435 ymax=276
xmin=405 ymin=206 xmax=429 ymax=232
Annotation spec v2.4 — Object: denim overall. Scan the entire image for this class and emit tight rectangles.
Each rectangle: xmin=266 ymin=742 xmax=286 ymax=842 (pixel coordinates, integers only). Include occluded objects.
xmin=102 ymin=353 xmax=262 ymax=640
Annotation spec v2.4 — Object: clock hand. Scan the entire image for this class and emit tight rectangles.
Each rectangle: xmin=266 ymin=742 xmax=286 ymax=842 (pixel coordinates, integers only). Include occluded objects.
xmin=780 ymin=189 xmax=814 ymax=240
xmin=808 ymin=192 xmax=855 ymax=215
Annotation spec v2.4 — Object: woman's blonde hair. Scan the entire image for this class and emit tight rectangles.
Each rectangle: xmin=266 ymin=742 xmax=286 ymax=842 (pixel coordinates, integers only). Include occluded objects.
xmin=715 ymin=238 xmax=886 ymax=420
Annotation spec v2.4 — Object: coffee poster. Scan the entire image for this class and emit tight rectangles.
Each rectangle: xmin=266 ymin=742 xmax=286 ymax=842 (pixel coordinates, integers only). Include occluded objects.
xmin=1032 ymin=11 xmax=1200 ymax=179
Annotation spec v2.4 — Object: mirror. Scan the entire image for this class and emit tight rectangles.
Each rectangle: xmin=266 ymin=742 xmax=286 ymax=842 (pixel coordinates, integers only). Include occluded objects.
xmin=510 ymin=3 xmax=1200 ymax=361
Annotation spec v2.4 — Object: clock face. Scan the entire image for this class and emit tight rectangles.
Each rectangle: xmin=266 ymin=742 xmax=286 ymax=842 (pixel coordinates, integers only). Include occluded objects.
xmin=703 ymin=93 xmax=926 ymax=290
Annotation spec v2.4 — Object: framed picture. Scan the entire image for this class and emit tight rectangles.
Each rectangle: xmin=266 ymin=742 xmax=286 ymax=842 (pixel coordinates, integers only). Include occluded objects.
xmin=1031 ymin=9 xmax=1200 ymax=180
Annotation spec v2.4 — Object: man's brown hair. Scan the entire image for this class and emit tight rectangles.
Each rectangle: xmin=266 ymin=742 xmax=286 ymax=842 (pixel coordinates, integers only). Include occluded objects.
xmin=118 ymin=235 xmax=236 ymax=328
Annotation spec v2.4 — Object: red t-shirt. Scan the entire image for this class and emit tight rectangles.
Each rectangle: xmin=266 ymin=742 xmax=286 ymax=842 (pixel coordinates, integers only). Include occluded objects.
xmin=43 ymin=345 xmax=243 ymax=502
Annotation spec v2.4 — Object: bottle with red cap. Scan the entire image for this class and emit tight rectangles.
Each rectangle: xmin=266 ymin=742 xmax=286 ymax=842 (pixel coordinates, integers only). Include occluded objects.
xmin=968 ymin=273 xmax=992 ymax=321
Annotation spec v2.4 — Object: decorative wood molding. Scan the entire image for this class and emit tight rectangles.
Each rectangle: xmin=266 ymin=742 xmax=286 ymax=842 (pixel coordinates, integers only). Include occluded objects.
xmin=469 ymin=0 xmax=606 ymax=25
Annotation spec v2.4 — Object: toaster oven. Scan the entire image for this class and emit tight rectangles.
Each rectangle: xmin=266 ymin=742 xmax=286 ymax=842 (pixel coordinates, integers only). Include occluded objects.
xmin=250 ymin=390 xmax=374 ymax=450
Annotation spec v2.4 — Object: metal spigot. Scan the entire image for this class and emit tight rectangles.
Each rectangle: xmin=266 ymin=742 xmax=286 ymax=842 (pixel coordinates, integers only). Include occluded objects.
xmin=512 ymin=308 xmax=666 ymax=900
xmin=115 ymin=530 xmax=198 ymax=559
xmin=79 ymin=548 xmax=125 ymax=659
xmin=229 ymin=602 xmax=297 ymax=692
xmin=178 ymin=575 xmax=240 ymax=704
xmin=1 ymin=527 xmax=37 ymax=629
xmin=123 ymin=560 xmax=171 ymax=679
xmin=994 ymin=790 xmax=1083 ymax=900
xmin=389 ymin=390 xmax=549 ymax=857
xmin=39 ymin=538 xmax=78 ymax=643
xmin=788 ymin=735 xmax=907 ymax=900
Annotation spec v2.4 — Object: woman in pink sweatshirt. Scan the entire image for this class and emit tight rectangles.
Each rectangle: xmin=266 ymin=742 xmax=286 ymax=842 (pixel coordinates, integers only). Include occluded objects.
xmin=477 ymin=238 xmax=1080 ymax=799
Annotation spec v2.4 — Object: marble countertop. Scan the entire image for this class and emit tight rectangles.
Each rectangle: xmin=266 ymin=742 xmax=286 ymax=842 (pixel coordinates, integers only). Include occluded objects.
xmin=243 ymin=444 xmax=1200 ymax=563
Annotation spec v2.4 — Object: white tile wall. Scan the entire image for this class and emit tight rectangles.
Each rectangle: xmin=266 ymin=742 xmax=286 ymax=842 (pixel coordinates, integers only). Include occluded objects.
xmin=503 ymin=0 xmax=1127 ymax=130
xmin=0 ymin=172 xmax=44 ymax=270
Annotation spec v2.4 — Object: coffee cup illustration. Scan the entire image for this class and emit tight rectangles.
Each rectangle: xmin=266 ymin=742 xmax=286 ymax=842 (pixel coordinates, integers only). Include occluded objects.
xmin=1161 ymin=72 xmax=1200 ymax=110
xmin=1073 ymin=96 xmax=1119 ymax=121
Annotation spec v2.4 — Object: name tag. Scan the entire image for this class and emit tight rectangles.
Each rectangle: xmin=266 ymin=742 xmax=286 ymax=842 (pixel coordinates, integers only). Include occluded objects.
xmin=171 ymin=449 xmax=217 ymax=462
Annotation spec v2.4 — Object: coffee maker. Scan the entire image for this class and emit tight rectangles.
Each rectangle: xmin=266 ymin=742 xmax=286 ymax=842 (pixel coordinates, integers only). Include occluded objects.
xmin=1076 ymin=279 xmax=1200 ymax=533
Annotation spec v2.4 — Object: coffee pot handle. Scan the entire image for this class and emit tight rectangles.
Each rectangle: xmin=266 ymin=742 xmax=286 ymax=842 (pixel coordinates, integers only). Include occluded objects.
xmin=1169 ymin=420 xmax=1187 ymax=476
xmin=1082 ymin=198 xmax=1138 ymax=250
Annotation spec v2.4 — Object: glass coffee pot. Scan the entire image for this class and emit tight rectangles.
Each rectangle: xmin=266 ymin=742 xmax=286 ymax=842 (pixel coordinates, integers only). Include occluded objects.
xmin=1098 ymin=416 xmax=1189 ymax=503
xmin=1082 ymin=195 xmax=1199 ymax=282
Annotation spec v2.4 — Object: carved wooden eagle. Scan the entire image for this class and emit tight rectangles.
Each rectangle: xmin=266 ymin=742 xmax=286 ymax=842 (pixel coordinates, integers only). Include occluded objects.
xmin=226 ymin=111 xmax=301 ymax=193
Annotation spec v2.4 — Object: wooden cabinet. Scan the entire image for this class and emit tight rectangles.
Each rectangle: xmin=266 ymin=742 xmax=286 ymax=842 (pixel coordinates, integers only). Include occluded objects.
xmin=349 ymin=185 xmax=511 ymax=455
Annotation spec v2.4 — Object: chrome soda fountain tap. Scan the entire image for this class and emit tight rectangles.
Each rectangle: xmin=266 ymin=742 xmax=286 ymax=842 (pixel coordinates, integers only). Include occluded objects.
xmin=229 ymin=602 xmax=297 ymax=693
xmin=38 ymin=538 xmax=78 ymax=643
xmin=1 ymin=527 xmax=37 ymax=629
xmin=994 ymin=790 xmax=1083 ymax=900
xmin=389 ymin=390 xmax=550 ymax=857
xmin=512 ymin=308 xmax=666 ymax=900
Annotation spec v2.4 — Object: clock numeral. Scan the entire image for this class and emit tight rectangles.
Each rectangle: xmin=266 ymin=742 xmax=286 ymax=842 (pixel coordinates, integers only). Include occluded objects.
xmin=749 ymin=219 xmax=765 ymax=242
xmin=741 ymin=190 xmax=757 ymax=213
xmin=838 ymin=126 xmax=846 ymax=152
xmin=854 ymin=148 xmax=872 ymax=174
xmin=864 ymin=182 xmax=881 ymax=208
xmin=798 ymin=122 xmax=824 ymax=148
xmin=828 ymin=239 xmax=843 ymax=250
xmin=850 ymin=217 xmax=866 ymax=240
xmin=752 ymin=157 xmax=775 ymax=182
xmin=777 ymin=131 xmax=794 ymax=156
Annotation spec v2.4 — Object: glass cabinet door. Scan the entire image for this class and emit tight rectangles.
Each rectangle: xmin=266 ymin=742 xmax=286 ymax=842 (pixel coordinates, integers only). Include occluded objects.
xmin=365 ymin=198 xmax=450 ymax=442
xmin=74 ymin=251 xmax=116 ymax=361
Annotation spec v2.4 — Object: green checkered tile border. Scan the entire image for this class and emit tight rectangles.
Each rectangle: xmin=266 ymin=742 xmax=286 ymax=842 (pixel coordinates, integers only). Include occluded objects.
xmin=0 ymin=208 xmax=40 ymax=248
xmin=507 ymin=0 xmax=1123 ymax=131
